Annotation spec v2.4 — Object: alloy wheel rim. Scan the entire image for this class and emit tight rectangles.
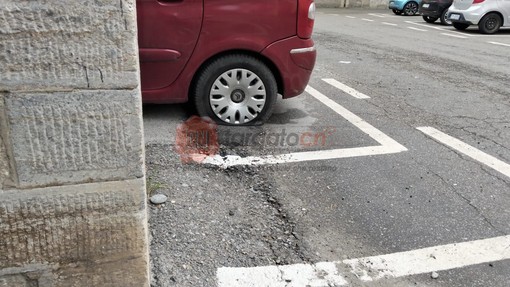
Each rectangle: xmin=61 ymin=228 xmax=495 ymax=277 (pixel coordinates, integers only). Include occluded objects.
xmin=406 ymin=3 xmax=417 ymax=14
xmin=486 ymin=18 xmax=497 ymax=30
xmin=443 ymin=11 xmax=452 ymax=25
xmin=209 ymin=68 xmax=267 ymax=124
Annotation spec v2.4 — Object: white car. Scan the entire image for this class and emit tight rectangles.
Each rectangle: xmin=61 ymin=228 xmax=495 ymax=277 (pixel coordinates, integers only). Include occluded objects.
xmin=448 ymin=0 xmax=510 ymax=33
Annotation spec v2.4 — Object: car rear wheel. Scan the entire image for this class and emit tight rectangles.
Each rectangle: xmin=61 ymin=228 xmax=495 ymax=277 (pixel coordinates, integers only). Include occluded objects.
xmin=392 ymin=9 xmax=402 ymax=15
xmin=453 ymin=22 xmax=469 ymax=30
xmin=403 ymin=2 xmax=418 ymax=16
xmin=440 ymin=9 xmax=452 ymax=25
xmin=423 ymin=16 xmax=438 ymax=23
xmin=193 ymin=54 xmax=277 ymax=125
xmin=478 ymin=13 xmax=502 ymax=34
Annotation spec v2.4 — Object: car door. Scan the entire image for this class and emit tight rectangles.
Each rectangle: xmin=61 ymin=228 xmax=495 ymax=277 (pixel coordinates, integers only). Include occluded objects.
xmin=137 ymin=0 xmax=203 ymax=90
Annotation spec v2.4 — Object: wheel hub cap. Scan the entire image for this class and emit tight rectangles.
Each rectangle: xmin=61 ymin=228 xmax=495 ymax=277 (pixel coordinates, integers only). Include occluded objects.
xmin=231 ymin=89 xmax=246 ymax=103
xmin=209 ymin=68 xmax=267 ymax=124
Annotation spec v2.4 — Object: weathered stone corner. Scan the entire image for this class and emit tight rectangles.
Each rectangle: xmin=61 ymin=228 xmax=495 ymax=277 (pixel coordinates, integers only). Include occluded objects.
xmin=1 ymin=0 xmax=149 ymax=286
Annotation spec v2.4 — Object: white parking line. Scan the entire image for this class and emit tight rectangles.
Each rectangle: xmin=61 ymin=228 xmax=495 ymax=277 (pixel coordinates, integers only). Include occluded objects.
xmin=488 ymin=41 xmax=510 ymax=47
xmin=417 ymin=127 xmax=510 ymax=179
xmin=405 ymin=21 xmax=447 ymax=31
xmin=361 ymin=18 xmax=374 ymax=22
xmin=368 ymin=13 xmax=386 ymax=18
xmin=407 ymin=26 xmax=427 ymax=32
xmin=346 ymin=16 xmax=356 ymax=19
xmin=382 ymin=22 xmax=398 ymax=26
xmin=322 ymin=78 xmax=371 ymax=99
xmin=441 ymin=33 xmax=468 ymax=39
xmin=202 ymin=86 xmax=407 ymax=167
xmin=217 ymin=235 xmax=510 ymax=286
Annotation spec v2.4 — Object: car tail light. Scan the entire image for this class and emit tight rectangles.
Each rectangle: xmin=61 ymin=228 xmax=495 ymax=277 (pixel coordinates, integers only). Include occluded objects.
xmin=473 ymin=0 xmax=485 ymax=3
xmin=298 ymin=0 xmax=315 ymax=39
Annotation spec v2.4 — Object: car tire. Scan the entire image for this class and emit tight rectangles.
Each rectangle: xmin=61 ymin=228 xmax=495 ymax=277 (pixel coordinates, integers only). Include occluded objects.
xmin=453 ymin=22 xmax=469 ymax=30
xmin=193 ymin=54 xmax=277 ymax=125
xmin=423 ymin=16 xmax=438 ymax=23
xmin=478 ymin=13 xmax=502 ymax=34
xmin=392 ymin=9 xmax=402 ymax=15
xmin=439 ymin=9 xmax=452 ymax=25
xmin=403 ymin=2 xmax=419 ymax=16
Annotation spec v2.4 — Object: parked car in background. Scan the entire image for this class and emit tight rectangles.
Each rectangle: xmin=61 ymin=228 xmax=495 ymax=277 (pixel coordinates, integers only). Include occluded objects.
xmin=419 ymin=0 xmax=453 ymax=25
xmin=448 ymin=0 xmax=510 ymax=33
xmin=137 ymin=0 xmax=317 ymax=125
xmin=390 ymin=0 xmax=423 ymax=15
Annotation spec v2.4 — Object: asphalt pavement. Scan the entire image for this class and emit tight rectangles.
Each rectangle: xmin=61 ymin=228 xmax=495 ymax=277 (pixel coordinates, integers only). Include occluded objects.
xmin=144 ymin=8 xmax=510 ymax=287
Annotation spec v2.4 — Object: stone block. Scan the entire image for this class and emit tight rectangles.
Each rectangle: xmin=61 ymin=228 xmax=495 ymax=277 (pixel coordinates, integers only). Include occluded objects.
xmin=0 ymin=95 xmax=11 ymax=188
xmin=0 ymin=178 xmax=149 ymax=287
xmin=5 ymin=90 xmax=144 ymax=188
xmin=0 ymin=0 xmax=139 ymax=91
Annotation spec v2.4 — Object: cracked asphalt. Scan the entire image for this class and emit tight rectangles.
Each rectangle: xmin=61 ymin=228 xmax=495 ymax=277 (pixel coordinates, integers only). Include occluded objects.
xmin=143 ymin=8 xmax=510 ymax=287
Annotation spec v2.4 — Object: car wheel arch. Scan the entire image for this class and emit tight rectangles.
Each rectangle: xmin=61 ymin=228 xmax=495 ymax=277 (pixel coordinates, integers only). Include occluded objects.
xmin=189 ymin=49 xmax=284 ymax=102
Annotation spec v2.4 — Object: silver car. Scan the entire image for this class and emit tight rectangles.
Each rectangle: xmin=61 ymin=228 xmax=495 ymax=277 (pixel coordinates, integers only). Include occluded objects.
xmin=448 ymin=0 xmax=510 ymax=33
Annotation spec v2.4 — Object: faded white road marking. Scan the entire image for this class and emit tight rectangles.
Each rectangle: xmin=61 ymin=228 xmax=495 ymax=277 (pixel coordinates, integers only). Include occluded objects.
xmin=407 ymin=26 xmax=427 ymax=32
xmin=382 ymin=22 xmax=398 ymax=26
xmin=406 ymin=21 xmax=447 ymax=31
xmin=217 ymin=263 xmax=348 ymax=287
xmin=368 ymin=13 xmax=386 ymax=18
xmin=346 ymin=15 xmax=356 ymax=19
xmin=417 ymin=127 xmax=510 ymax=179
xmin=202 ymin=86 xmax=407 ymax=167
xmin=217 ymin=235 xmax=510 ymax=286
xmin=488 ymin=41 xmax=510 ymax=47
xmin=322 ymin=78 xmax=370 ymax=99
xmin=361 ymin=18 xmax=374 ymax=22
xmin=441 ymin=33 xmax=468 ymax=39
xmin=345 ymin=235 xmax=510 ymax=281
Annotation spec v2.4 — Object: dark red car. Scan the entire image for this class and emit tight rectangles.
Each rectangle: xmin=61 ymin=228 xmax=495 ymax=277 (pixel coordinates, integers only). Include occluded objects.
xmin=137 ymin=0 xmax=317 ymax=125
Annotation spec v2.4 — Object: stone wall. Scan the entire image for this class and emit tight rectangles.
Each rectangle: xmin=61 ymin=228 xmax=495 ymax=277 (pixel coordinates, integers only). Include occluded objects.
xmin=0 ymin=1 xmax=149 ymax=286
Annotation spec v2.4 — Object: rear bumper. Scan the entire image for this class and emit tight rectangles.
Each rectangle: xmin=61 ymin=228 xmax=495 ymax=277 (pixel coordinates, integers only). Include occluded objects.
xmin=448 ymin=5 xmax=485 ymax=24
xmin=419 ymin=3 xmax=450 ymax=18
xmin=261 ymin=37 xmax=316 ymax=99
xmin=448 ymin=12 xmax=473 ymax=25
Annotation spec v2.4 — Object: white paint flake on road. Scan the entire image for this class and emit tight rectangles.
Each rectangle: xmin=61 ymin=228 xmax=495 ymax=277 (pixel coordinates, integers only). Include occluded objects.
xmin=382 ymin=22 xmax=398 ymax=26
xmin=418 ymin=126 xmax=510 ymax=179
xmin=203 ymin=86 xmax=407 ymax=167
xmin=217 ymin=235 xmax=510 ymax=286
xmin=322 ymin=78 xmax=371 ymax=99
